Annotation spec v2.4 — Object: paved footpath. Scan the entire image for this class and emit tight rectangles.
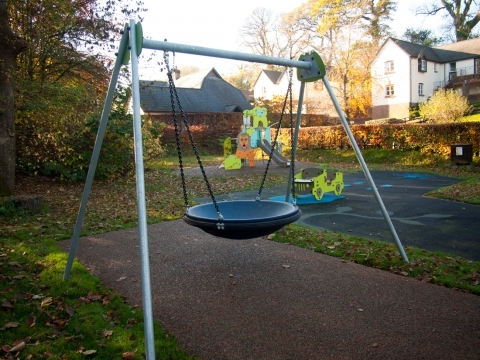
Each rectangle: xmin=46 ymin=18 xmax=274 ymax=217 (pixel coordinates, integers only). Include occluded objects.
xmin=60 ymin=220 xmax=480 ymax=360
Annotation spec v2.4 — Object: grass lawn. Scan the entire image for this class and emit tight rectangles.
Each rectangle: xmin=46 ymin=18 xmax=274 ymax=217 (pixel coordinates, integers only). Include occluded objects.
xmin=1 ymin=148 xmax=479 ymax=358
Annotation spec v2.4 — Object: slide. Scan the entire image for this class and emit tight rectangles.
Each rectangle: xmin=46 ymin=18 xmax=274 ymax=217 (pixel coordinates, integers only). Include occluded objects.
xmin=258 ymin=139 xmax=290 ymax=167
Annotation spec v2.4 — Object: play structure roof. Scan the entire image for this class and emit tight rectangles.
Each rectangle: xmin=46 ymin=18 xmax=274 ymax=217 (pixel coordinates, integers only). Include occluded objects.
xmin=139 ymin=68 xmax=252 ymax=113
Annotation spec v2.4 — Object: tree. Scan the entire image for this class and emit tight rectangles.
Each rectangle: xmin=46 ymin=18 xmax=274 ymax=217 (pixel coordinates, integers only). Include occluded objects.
xmin=240 ymin=7 xmax=321 ymax=64
xmin=240 ymin=8 xmax=278 ymax=59
xmin=0 ymin=0 xmax=27 ymax=195
xmin=309 ymin=0 xmax=397 ymax=43
xmin=307 ymin=1 xmax=391 ymax=118
xmin=402 ymin=28 xmax=444 ymax=46
xmin=224 ymin=63 xmax=261 ymax=91
xmin=6 ymin=0 xmax=146 ymax=182
xmin=416 ymin=0 xmax=480 ymax=41
xmin=419 ymin=89 xmax=472 ymax=123
xmin=328 ymin=34 xmax=376 ymax=119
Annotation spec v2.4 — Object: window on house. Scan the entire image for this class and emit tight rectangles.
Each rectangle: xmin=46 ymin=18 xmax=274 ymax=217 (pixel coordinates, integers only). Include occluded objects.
xmin=261 ymin=86 xmax=266 ymax=96
xmin=418 ymin=58 xmax=427 ymax=72
xmin=434 ymin=63 xmax=438 ymax=72
xmin=449 ymin=62 xmax=457 ymax=80
xmin=385 ymin=60 xmax=394 ymax=73
xmin=386 ymin=84 xmax=394 ymax=97
xmin=418 ymin=83 xmax=424 ymax=96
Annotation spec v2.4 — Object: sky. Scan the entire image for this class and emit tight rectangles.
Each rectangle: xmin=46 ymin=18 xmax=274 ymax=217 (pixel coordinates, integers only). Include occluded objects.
xmin=136 ymin=0 xmax=441 ymax=79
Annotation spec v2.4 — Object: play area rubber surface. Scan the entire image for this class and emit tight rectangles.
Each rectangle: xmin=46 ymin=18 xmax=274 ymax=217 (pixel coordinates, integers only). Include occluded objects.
xmin=195 ymin=170 xmax=479 ymax=261
xmin=58 ymin=170 xmax=480 ymax=359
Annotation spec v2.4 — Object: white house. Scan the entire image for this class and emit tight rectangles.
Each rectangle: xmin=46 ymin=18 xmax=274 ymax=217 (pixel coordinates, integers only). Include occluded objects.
xmin=253 ymin=69 xmax=341 ymax=116
xmin=253 ymin=69 xmax=302 ymax=100
xmin=371 ymin=37 xmax=480 ymax=120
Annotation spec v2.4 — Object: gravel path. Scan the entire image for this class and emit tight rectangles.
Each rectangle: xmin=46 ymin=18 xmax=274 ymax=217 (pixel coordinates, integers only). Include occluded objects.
xmin=59 ymin=220 xmax=480 ymax=360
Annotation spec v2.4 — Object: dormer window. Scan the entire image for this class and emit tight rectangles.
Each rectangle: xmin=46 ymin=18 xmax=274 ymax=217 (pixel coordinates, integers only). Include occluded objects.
xmin=418 ymin=58 xmax=427 ymax=72
xmin=385 ymin=60 xmax=394 ymax=73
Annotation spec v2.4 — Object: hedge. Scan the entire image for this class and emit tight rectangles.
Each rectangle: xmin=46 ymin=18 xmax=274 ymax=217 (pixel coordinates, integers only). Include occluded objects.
xmin=276 ymin=122 xmax=480 ymax=158
xmin=155 ymin=113 xmax=480 ymax=158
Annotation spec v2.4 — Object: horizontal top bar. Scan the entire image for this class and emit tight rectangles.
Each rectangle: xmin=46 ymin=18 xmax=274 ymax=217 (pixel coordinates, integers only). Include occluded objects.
xmin=142 ymin=39 xmax=312 ymax=70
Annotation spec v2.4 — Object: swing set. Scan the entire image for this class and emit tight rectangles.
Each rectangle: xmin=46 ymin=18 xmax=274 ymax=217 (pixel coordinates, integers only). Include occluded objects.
xmin=63 ymin=20 xmax=409 ymax=359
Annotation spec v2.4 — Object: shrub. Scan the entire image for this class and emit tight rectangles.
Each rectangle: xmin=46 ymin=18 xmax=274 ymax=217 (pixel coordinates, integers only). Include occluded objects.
xmin=16 ymin=82 xmax=164 ymax=181
xmin=271 ymin=122 xmax=480 ymax=158
xmin=419 ymin=89 xmax=472 ymax=123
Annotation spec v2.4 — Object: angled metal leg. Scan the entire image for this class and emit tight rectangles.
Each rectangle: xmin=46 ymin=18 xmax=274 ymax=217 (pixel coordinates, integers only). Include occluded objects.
xmin=63 ymin=25 xmax=130 ymax=280
xmin=323 ymin=77 xmax=409 ymax=263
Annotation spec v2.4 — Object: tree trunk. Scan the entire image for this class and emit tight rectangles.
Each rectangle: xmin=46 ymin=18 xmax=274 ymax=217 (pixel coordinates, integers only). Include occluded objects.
xmin=0 ymin=1 xmax=27 ymax=196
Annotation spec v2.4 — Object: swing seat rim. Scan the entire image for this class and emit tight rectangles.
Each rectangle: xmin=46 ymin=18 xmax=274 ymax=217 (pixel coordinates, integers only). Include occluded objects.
xmin=183 ymin=199 xmax=302 ymax=240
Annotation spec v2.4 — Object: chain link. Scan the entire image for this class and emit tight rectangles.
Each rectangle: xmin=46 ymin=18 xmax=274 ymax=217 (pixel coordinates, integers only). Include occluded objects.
xmin=288 ymin=67 xmax=296 ymax=203
xmin=257 ymin=66 xmax=296 ymax=203
xmin=164 ymin=51 xmax=222 ymax=218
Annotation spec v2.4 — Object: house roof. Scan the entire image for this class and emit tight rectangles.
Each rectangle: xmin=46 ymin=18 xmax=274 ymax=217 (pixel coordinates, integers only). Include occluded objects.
xmin=253 ymin=69 xmax=284 ymax=88
xmin=139 ymin=69 xmax=252 ymax=113
xmin=174 ymin=68 xmax=222 ymax=88
xmin=389 ymin=37 xmax=480 ymax=63
xmin=262 ymin=70 xmax=283 ymax=84
xmin=435 ymin=37 xmax=480 ymax=55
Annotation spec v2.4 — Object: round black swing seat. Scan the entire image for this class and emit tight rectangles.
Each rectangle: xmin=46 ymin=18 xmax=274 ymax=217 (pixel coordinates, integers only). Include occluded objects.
xmin=183 ymin=200 xmax=302 ymax=240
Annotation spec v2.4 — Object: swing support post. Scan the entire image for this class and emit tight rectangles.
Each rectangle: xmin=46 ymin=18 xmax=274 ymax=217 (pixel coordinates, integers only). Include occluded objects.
xmin=63 ymin=24 xmax=130 ymax=281
xmin=64 ymin=20 xmax=409 ymax=359
xmin=321 ymin=77 xmax=409 ymax=263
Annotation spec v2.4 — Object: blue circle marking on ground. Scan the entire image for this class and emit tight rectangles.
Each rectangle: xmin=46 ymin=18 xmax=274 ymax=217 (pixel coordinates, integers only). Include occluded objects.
xmin=395 ymin=172 xmax=434 ymax=179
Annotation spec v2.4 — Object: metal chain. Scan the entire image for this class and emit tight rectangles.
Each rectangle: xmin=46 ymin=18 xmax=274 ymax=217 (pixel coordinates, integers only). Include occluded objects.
xmin=164 ymin=51 xmax=223 ymax=219
xmin=256 ymin=67 xmax=294 ymax=200
xmin=287 ymin=67 xmax=296 ymax=203
xmin=164 ymin=51 xmax=189 ymax=209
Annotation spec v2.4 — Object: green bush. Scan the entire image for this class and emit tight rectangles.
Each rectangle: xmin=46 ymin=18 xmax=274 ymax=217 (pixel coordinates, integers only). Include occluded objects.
xmin=16 ymin=82 xmax=164 ymax=181
xmin=419 ymin=89 xmax=472 ymax=123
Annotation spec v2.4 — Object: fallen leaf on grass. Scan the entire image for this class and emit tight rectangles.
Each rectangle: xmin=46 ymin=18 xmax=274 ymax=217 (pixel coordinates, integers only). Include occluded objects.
xmin=83 ymin=349 xmax=97 ymax=355
xmin=1 ymin=301 xmax=13 ymax=311
xmin=3 ymin=341 xmax=26 ymax=353
xmin=4 ymin=322 xmax=19 ymax=329
xmin=103 ymin=329 xmax=113 ymax=337
xmin=123 ymin=352 xmax=135 ymax=360
xmin=65 ymin=304 xmax=75 ymax=316
xmin=26 ymin=314 xmax=36 ymax=327
xmin=41 ymin=297 xmax=53 ymax=307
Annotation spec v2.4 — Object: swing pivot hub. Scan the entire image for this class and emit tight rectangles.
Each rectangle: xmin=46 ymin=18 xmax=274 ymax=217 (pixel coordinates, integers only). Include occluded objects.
xmin=297 ymin=51 xmax=326 ymax=83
